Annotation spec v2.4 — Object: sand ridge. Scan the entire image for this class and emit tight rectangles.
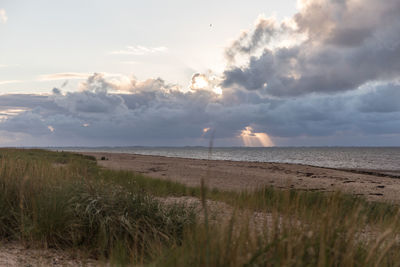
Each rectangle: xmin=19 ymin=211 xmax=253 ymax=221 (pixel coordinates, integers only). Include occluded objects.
xmin=82 ymin=152 xmax=400 ymax=203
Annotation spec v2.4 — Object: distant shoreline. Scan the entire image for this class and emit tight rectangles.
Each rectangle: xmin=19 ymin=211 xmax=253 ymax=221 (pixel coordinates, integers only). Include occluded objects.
xmin=53 ymin=146 xmax=400 ymax=173
xmin=72 ymin=149 xmax=400 ymax=178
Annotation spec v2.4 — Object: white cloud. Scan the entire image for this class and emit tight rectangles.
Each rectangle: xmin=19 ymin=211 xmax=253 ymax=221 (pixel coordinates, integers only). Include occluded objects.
xmin=110 ymin=45 xmax=168 ymax=55
xmin=0 ymin=80 xmax=22 ymax=85
xmin=0 ymin=9 xmax=7 ymax=24
xmin=38 ymin=72 xmax=91 ymax=81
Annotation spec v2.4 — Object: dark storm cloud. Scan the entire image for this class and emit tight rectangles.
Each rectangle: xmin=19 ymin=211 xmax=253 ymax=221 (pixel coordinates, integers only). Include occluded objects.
xmin=0 ymin=73 xmax=399 ymax=146
xmin=358 ymin=84 xmax=400 ymax=113
xmin=225 ymin=16 xmax=282 ymax=62
xmin=0 ymin=94 xmax=56 ymax=110
xmin=0 ymin=74 xmax=217 ymax=145
xmin=54 ymin=89 xmax=127 ymax=114
xmin=223 ymin=0 xmax=400 ymax=96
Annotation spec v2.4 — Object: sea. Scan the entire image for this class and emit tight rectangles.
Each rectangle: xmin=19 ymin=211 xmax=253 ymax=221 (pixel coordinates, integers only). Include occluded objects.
xmin=55 ymin=147 xmax=400 ymax=172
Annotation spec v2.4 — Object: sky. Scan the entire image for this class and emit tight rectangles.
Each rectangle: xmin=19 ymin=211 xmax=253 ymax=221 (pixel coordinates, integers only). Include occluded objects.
xmin=0 ymin=0 xmax=400 ymax=147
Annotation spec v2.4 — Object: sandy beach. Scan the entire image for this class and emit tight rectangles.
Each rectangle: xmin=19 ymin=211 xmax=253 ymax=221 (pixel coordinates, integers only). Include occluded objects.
xmin=81 ymin=152 xmax=400 ymax=203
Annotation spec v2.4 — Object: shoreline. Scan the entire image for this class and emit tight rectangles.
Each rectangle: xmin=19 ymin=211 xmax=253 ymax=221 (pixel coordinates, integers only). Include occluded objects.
xmin=56 ymin=147 xmax=400 ymax=174
xmin=61 ymin=149 xmax=400 ymax=177
xmin=80 ymin=151 xmax=400 ymax=203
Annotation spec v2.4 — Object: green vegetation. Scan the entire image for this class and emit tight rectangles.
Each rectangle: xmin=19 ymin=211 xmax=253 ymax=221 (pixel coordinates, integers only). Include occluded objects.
xmin=0 ymin=149 xmax=194 ymax=264
xmin=1 ymin=148 xmax=400 ymax=266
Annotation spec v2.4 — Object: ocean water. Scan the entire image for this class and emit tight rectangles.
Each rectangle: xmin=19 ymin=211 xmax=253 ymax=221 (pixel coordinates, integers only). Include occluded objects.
xmin=60 ymin=147 xmax=400 ymax=171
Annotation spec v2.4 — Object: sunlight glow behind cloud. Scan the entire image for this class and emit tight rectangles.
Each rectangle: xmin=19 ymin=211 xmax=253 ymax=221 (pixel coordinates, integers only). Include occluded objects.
xmin=189 ymin=73 xmax=223 ymax=95
xmin=191 ymin=74 xmax=209 ymax=90
xmin=240 ymin=126 xmax=274 ymax=147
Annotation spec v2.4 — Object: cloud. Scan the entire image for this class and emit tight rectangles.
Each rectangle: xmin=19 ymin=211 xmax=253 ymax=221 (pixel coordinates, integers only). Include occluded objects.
xmin=0 ymin=94 xmax=54 ymax=108
xmin=0 ymin=9 xmax=7 ymax=24
xmin=189 ymin=73 xmax=223 ymax=95
xmin=0 ymin=73 xmax=399 ymax=146
xmin=110 ymin=45 xmax=168 ymax=55
xmin=222 ymin=0 xmax=400 ymax=97
xmin=1 ymin=1 xmax=400 ymax=146
xmin=0 ymin=108 xmax=29 ymax=121
xmin=224 ymin=15 xmax=295 ymax=63
xmin=0 ymin=80 xmax=22 ymax=85
xmin=0 ymin=74 xmax=226 ymax=145
xmin=357 ymin=84 xmax=400 ymax=113
xmin=38 ymin=72 xmax=90 ymax=81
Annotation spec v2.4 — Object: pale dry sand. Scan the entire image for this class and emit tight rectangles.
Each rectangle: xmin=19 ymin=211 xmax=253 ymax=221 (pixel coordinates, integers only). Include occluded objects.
xmin=83 ymin=152 xmax=400 ymax=203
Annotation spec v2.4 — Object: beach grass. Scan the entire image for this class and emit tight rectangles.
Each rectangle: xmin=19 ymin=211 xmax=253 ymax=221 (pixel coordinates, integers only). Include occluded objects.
xmin=100 ymin=168 xmax=400 ymax=227
xmin=0 ymin=148 xmax=195 ymax=264
xmin=1 ymin=148 xmax=400 ymax=266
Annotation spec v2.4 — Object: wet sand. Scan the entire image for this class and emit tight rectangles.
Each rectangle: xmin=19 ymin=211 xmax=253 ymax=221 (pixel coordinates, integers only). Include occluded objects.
xmin=82 ymin=152 xmax=400 ymax=203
